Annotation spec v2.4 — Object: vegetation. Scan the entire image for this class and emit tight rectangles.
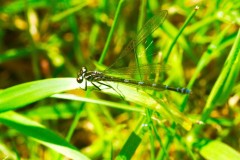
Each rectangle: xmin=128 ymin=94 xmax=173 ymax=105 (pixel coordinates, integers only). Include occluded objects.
xmin=0 ymin=0 xmax=239 ymax=159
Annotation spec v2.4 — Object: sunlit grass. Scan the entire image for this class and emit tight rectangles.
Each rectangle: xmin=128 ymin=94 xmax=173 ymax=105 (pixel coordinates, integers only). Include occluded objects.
xmin=0 ymin=0 xmax=239 ymax=159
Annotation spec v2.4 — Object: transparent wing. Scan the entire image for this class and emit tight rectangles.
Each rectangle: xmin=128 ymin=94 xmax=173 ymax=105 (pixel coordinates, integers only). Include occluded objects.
xmin=104 ymin=63 xmax=169 ymax=75
xmin=103 ymin=63 xmax=170 ymax=84
xmin=105 ymin=10 xmax=168 ymax=71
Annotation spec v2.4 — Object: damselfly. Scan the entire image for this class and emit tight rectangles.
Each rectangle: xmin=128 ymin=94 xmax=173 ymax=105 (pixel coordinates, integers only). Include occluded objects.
xmin=77 ymin=10 xmax=191 ymax=95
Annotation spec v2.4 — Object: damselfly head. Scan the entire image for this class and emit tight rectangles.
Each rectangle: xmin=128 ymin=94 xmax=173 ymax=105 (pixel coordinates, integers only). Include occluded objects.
xmin=76 ymin=67 xmax=88 ymax=83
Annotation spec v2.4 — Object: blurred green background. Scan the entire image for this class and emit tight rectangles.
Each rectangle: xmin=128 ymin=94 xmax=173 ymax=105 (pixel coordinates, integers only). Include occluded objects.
xmin=0 ymin=0 xmax=239 ymax=159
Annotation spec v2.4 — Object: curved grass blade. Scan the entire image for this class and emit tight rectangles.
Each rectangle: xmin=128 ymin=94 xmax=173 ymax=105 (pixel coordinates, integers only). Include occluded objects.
xmin=99 ymin=82 xmax=192 ymax=130
xmin=0 ymin=111 xmax=89 ymax=160
xmin=202 ymin=29 xmax=240 ymax=121
xmin=200 ymin=140 xmax=240 ymax=160
xmin=0 ymin=78 xmax=78 ymax=113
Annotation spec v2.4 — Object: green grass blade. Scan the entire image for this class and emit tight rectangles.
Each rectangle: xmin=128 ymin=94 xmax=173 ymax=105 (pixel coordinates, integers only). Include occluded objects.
xmin=51 ymin=93 xmax=144 ymax=113
xmin=98 ymin=0 xmax=125 ymax=64
xmin=200 ymin=140 xmax=240 ymax=160
xmin=187 ymin=23 xmax=233 ymax=90
xmin=116 ymin=131 xmax=142 ymax=160
xmin=0 ymin=48 xmax=33 ymax=63
xmin=52 ymin=89 xmax=192 ymax=130
xmin=202 ymin=29 xmax=240 ymax=121
xmin=51 ymin=1 xmax=88 ymax=22
xmin=0 ymin=0 xmax=47 ymax=14
xmin=0 ymin=78 xmax=77 ymax=113
xmin=164 ymin=6 xmax=199 ymax=62
xmin=0 ymin=111 xmax=90 ymax=160
xmin=99 ymin=82 xmax=193 ymax=130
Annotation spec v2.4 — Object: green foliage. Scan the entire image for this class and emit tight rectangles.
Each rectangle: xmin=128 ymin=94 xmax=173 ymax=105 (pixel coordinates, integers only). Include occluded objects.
xmin=0 ymin=0 xmax=239 ymax=159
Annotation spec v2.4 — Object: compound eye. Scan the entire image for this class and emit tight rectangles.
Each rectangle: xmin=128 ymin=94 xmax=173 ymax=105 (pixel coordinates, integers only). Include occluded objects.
xmin=76 ymin=76 xmax=83 ymax=83
xmin=81 ymin=67 xmax=87 ymax=73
